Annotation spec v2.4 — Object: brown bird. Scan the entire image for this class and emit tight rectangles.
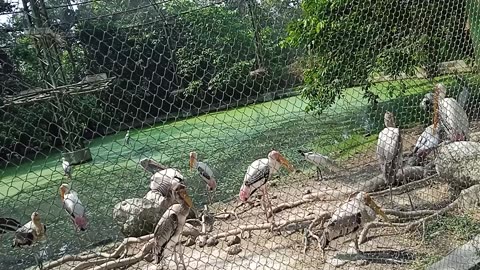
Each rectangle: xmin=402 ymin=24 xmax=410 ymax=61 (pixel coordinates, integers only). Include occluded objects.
xmin=12 ymin=212 xmax=47 ymax=248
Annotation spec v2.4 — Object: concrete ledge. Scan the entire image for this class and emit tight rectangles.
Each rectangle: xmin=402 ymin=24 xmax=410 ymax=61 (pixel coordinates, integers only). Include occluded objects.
xmin=427 ymin=235 xmax=480 ymax=270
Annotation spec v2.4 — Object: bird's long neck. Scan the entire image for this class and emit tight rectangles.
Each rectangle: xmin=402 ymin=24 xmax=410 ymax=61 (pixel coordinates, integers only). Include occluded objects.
xmin=267 ymin=156 xmax=280 ymax=173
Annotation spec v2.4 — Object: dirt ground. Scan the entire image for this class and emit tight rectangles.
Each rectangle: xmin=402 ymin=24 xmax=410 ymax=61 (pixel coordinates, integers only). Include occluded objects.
xmin=40 ymin=123 xmax=480 ymax=270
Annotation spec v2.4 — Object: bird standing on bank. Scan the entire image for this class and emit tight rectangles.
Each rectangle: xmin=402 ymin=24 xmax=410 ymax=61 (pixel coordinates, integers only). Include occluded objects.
xmin=124 ymin=130 xmax=130 ymax=145
xmin=59 ymin=183 xmax=88 ymax=232
xmin=152 ymin=182 xmax=193 ymax=268
xmin=12 ymin=212 xmax=47 ymax=248
xmin=189 ymin=151 xmax=217 ymax=206
xmin=297 ymin=150 xmax=340 ymax=181
xmin=62 ymin=157 xmax=72 ymax=180
xmin=434 ymin=83 xmax=469 ymax=142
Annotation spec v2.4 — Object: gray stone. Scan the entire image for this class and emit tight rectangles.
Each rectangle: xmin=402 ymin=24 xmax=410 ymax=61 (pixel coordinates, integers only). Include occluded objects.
xmin=427 ymin=235 xmax=480 ymax=270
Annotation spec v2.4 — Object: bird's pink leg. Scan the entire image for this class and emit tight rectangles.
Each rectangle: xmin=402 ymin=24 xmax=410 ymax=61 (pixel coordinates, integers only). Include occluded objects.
xmin=261 ymin=185 xmax=275 ymax=225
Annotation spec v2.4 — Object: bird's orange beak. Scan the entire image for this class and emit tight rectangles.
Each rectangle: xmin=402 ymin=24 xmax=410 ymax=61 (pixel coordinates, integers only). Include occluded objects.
xmin=277 ymin=154 xmax=294 ymax=173
xmin=180 ymin=190 xmax=193 ymax=208
xmin=189 ymin=155 xmax=195 ymax=171
xmin=365 ymin=194 xmax=391 ymax=223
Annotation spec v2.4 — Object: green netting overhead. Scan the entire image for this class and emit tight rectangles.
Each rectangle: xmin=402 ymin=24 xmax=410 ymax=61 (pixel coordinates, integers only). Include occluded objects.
xmin=1 ymin=0 xmax=480 ymax=269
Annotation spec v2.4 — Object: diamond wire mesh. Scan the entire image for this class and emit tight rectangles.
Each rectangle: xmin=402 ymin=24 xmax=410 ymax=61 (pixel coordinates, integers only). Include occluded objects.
xmin=1 ymin=0 xmax=480 ymax=269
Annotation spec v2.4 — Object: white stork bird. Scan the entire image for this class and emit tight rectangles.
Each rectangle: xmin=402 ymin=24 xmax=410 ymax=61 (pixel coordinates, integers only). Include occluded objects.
xmin=239 ymin=149 xmax=294 ymax=221
xmin=297 ymin=150 xmax=340 ymax=181
xmin=124 ymin=130 xmax=130 ymax=145
xmin=320 ymin=192 xmax=391 ymax=254
xmin=59 ymin=184 xmax=88 ymax=231
xmin=376 ymin=111 xmax=403 ymax=204
xmin=434 ymin=83 xmax=470 ymax=142
xmin=189 ymin=151 xmax=217 ymax=205
xmin=150 ymin=168 xmax=185 ymax=197
xmin=62 ymin=157 xmax=72 ymax=180
xmin=152 ymin=182 xmax=193 ymax=268
xmin=12 ymin=212 xmax=47 ymax=248
xmin=412 ymin=124 xmax=441 ymax=164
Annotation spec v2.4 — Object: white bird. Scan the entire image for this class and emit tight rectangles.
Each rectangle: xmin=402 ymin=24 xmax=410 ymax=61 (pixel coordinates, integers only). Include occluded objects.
xmin=435 ymin=83 xmax=470 ymax=142
xmin=12 ymin=212 xmax=47 ymax=248
xmin=413 ymin=124 xmax=441 ymax=163
xmin=189 ymin=151 xmax=216 ymax=205
xmin=124 ymin=130 xmax=130 ymax=145
xmin=150 ymin=168 xmax=185 ymax=197
xmin=239 ymin=149 xmax=294 ymax=222
xmin=59 ymin=184 xmax=88 ymax=231
xmin=139 ymin=158 xmax=167 ymax=174
xmin=376 ymin=111 xmax=403 ymax=204
xmin=152 ymin=182 xmax=193 ymax=268
xmin=320 ymin=192 xmax=390 ymax=254
xmin=62 ymin=157 xmax=72 ymax=179
xmin=298 ymin=150 xmax=340 ymax=181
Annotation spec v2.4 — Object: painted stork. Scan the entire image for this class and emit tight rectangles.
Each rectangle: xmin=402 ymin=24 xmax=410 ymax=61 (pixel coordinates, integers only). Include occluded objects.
xmin=297 ymin=150 xmax=340 ymax=181
xmin=12 ymin=212 xmax=47 ymax=248
xmin=320 ymin=192 xmax=391 ymax=254
xmin=150 ymin=168 xmax=185 ymax=197
xmin=59 ymin=184 xmax=88 ymax=231
xmin=152 ymin=182 xmax=193 ymax=268
xmin=239 ymin=149 xmax=294 ymax=221
xmin=189 ymin=151 xmax=217 ymax=205
xmin=0 ymin=217 xmax=22 ymax=234
xmin=140 ymin=158 xmax=167 ymax=174
xmin=376 ymin=111 xmax=403 ymax=204
xmin=124 ymin=130 xmax=130 ymax=145
xmin=62 ymin=157 xmax=72 ymax=179
xmin=434 ymin=83 xmax=469 ymax=142
xmin=412 ymin=124 xmax=441 ymax=164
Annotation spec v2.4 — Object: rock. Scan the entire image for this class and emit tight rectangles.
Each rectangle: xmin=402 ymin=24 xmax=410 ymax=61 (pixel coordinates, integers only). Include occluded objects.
xmin=197 ymin=235 xmax=208 ymax=247
xmin=226 ymin=235 xmax=241 ymax=246
xmin=227 ymin=244 xmax=242 ymax=255
xmin=184 ymin=237 xmax=196 ymax=247
xmin=303 ymin=189 xmax=311 ymax=195
xmin=112 ymin=191 xmax=174 ymax=237
xmin=182 ymin=223 xmax=200 ymax=239
xmin=206 ymin=237 xmax=219 ymax=247
xmin=434 ymin=141 xmax=480 ymax=190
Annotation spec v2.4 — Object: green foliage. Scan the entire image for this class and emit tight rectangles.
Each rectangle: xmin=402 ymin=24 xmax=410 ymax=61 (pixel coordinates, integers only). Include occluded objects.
xmin=283 ymin=0 xmax=473 ymax=113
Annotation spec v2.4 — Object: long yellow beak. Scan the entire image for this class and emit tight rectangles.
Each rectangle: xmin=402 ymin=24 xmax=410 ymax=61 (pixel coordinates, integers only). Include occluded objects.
xmin=278 ymin=155 xmax=294 ymax=173
xmin=365 ymin=194 xmax=391 ymax=223
xmin=59 ymin=187 xmax=65 ymax=200
xmin=181 ymin=191 xmax=194 ymax=208
xmin=189 ymin=156 xmax=195 ymax=171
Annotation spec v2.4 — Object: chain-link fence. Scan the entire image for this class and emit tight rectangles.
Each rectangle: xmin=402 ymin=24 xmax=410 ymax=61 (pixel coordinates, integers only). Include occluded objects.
xmin=1 ymin=0 xmax=480 ymax=269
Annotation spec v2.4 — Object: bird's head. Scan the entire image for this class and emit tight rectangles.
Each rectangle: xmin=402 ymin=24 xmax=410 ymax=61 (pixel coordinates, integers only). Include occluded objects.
xmin=173 ymin=183 xmax=193 ymax=208
xmin=360 ymin=192 xmax=391 ymax=223
xmin=239 ymin=184 xmax=251 ymax=202
xmin=189 ymin=151 xmax=197 ymax=171
xmin=31 ymin=212 xmax=41 ymax=223
xmin=384 ymin=111 xmax=396 ymax=128
xmin=59 ymin=183 xmax=70 ymax=200
xmin=268 ymin=150 xmax=294 ymax=172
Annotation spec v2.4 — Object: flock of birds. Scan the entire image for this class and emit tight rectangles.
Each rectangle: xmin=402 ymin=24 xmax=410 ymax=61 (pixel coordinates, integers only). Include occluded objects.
xmin=0 ymin=82 xmax=473 ymax=268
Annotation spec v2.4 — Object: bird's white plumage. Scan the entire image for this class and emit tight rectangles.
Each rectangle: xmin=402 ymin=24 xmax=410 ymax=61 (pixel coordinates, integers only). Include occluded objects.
xmin=194 ymin=161 xmax=215 ymax=181
xmin=63 ymin=190 xmax=85 ymax=218
xmin=414 ymin=125 xmax=440 ymax=154
xmin=377 ymin=127 xmax=402 ymax=164
xmin=439 ymin=97 xmax=469 ymax=141
xmin=150 ymin=168 xmax=184 ymax=196
xmin=62 ymin=159 xmax=71 ymax=175
xmin=243 ymin=158 xmax=281 ymax=191
xmin=300 ymin=152 xmax=339 ymax=171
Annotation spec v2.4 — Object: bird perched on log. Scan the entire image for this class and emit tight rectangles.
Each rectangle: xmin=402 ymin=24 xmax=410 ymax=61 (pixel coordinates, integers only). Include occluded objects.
xmin=150 ymin=168 xmax=185 ymax=197
xmin=320 ymin=192 xmax=391 ymax=254
xmin=376 ymin=111 xmax=403 ymax=204
xmin=12 ymin=212 xmax=47 ymax=248
xmin=239 ymin=149 xmax=294 ymax=222
xmin=61 ymin=157 xmax=72 ymax=180
xmin=124 ymin=130 xmax=130 ymax=145
xmin=434 ymin=83 xmax=470 ymax=142
xmin=189 ymin=151 xmax=217 ymax=205
xmin=139 ymin=158 xmax=168 ymax=174
xmin=0 ymin=217 xmax=22 ymax=234
xmin=152 ymin=182 xmax=193 ymax=268
xmin=59 ymin=184 xmax=88 ymax=231
xmin=297 ymin=150 xmax=340 ymax=181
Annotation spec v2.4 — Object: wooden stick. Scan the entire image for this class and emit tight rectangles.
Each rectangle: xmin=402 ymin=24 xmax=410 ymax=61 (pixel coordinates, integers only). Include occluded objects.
xmin=370 ymin=175 xmax=436 ymax=197
xmin=92 ymin=240 xmax=154 ymax=270
xmin=43 ymin=254 xmax=99 ymax=270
